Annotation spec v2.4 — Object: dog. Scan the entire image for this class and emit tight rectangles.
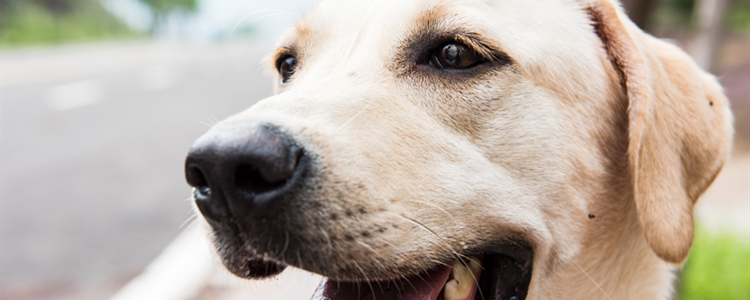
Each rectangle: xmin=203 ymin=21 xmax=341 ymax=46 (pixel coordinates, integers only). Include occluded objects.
xmin=184 ymin=0 xmax=734 ymax=298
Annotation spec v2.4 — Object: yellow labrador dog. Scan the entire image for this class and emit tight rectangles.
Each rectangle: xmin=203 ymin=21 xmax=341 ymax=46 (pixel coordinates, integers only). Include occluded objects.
xmin=184 ymin=0 xmax=733 ymax=299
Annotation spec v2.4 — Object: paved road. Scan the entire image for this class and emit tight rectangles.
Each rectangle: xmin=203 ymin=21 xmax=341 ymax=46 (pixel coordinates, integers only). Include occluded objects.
xmin=1 ymin=41 xmax=274 ymax=300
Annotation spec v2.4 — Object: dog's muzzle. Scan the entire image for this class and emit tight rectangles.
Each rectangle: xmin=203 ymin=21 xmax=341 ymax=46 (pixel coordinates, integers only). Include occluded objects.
xmin=183 ymin=122 xmax=535 ymax=299
xmin=184 ymin=122 xmax=304 ymax=231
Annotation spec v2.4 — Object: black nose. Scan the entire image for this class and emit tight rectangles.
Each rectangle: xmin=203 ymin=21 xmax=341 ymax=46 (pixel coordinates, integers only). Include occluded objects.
xmin=185 ymin=123 xmax=304 ymax=223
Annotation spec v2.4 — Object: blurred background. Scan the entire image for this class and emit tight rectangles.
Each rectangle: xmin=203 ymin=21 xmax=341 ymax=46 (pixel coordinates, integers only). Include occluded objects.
xmin=1 ymin=0 xmax=748 ymax=299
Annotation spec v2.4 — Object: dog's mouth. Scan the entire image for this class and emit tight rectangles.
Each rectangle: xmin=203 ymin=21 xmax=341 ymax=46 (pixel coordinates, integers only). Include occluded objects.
xmin=311 ymin=244 xmax=533 ymax=300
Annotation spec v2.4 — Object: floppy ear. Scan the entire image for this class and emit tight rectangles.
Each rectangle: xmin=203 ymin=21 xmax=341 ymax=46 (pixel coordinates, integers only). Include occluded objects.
xmin=585 ymin=0 xmax=734 ymax=264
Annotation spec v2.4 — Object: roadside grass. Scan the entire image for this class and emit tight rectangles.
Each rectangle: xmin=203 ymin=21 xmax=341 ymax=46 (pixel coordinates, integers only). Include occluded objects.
xmin=0 ymin=1 xmax=140 ymax=47
xmin=679 ymin=225 xmax=750 ymax=300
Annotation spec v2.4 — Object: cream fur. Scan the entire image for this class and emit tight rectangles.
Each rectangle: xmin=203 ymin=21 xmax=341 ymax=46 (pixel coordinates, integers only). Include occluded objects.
xmin=206 ymin=0 xmax=734 ymax=298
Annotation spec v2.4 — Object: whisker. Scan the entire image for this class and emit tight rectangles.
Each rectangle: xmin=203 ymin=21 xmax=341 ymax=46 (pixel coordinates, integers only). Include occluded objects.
xmin=375 ymin=279 xmax=386 ymax=296
xmin=293 ymin=207 xmax=322 ymax=272
xmin=357 ymin=240 xmax=377 ymax=253
xmin=297 ymin=250 xmax=304 ymax=271
xmin=401 ymin=273 xmax=419 ymax=295
xmin=466 ymin=256 xmax=485 ymax=300
xmin=410 ymin=199 xmax=457 ymax=224
xmin=572 ymin=261 xmax=614 ymax=300
xmin=210 ymin=114 xmax=220 ymax=125
xmin=412 ymin=270 xmax=431 ymax=287
xmin=386 ymin=212 xmax=462 ymax=258
xmin=356 ymin=241 xmax=389 ymax=272
xmin=443 ymin=254 xmax=484 ymax=300
xmin=278 ymin=230 xmax=290 ymax=258
xmin=385 ymin=212 xmax=484 ymax=297
xmin=334 ymin=103 xmax=371 ymax=133
xmin=229 ymin=10 xmax=301 ymax=39
xmin=179 ymin=214 xmax=199 ymax=229
xmin=380 ymin=238 xmax=398 ymax=249
xmin=355 ymin=240 xmax=393 ymax=296
xmin=352 ymin=261 xmax=378 ymax=300
xmin=319 ymin=225 xmax=333 ymax=250
xmin=429 ymin=259 xmax=451 ymax=267
xmin=201 ymin=113 xmax=219 ymax=126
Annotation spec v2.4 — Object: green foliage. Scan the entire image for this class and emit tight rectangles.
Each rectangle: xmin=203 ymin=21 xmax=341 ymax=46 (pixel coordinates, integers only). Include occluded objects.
xmin=651 ymin=0 xmax=697 ymax=30
xmin=0 ymin=0 xmax=138 ymax=46
xmin=134 ymin=0 xmax=197 ymax=34
xmin=679 ymin=225 xmax=750 ymax=300
xmin=727 ymin=0 xmax=750 ymax=32
xmin=652 ymin=0 xmax=749 ymax=32
xmin=667 ymin=0 xmax=697 ymax=19
xmin=137 ymin=0 xmax=197 ymax=16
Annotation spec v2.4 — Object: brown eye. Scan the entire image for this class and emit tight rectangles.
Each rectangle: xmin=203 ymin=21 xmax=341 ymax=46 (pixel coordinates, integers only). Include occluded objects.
xmin=276 ymin=55 xmax=297 ymax=83
xmin=429 ymin=43 xmax=483 ymax=69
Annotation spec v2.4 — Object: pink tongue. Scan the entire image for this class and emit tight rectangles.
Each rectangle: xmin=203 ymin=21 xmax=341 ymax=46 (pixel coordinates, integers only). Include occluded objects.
xmin=310 ymin=264 xmax=452 ymax=300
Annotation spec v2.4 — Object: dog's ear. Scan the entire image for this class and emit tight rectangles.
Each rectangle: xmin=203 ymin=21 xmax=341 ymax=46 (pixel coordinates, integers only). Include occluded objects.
xmin=585 ymin=0 xmax=733 ymax=264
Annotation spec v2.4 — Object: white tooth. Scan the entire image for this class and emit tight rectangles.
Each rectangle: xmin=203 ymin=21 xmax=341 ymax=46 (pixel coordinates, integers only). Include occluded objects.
xmin=443 ymin=256 xmax=482 ymax=300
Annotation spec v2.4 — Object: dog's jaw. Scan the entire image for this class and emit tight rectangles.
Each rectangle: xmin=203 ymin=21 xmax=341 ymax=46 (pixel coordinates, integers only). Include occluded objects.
xmin=310 ymin=247 xmax=532 ymax=300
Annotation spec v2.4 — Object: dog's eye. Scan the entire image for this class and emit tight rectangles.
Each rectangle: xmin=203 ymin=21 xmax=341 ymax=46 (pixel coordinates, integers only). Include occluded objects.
xmin=276 ymin=55 xmax=297 ymax=83
xmin=429 ymin=43 xmax=483 ymax=69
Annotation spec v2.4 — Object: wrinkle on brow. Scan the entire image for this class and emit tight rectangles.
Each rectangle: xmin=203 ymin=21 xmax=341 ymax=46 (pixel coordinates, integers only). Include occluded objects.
xmin=390 ymin=3 xmax=512 ymax=75
xmin=412 ymin=2 xmax=452 ymax=31
xmin=341 ymin=12 xmax=378 ymax=64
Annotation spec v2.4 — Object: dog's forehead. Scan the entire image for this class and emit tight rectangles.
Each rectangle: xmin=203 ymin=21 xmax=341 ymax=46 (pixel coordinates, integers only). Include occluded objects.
xmin=289 ymin=0 xmax=595 ymax=57
xmin=278 ymin=0 xmax=607 ymax=102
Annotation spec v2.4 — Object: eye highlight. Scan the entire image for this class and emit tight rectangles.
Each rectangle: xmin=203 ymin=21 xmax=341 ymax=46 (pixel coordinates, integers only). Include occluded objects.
xmin=428 ymin=43 xmax=484 ymax=70
xmin=276 ymin=55 xmax=297 ymax=83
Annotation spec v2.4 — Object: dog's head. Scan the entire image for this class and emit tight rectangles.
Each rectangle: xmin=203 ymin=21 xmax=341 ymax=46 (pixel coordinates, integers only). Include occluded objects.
xmin=185 ymin=0 xmax=733 ymax=298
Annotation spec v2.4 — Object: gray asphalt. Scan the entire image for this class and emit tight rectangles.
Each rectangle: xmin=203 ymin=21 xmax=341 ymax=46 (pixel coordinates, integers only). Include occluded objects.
xmin=1 ymin=41 xmax=273 ymax=300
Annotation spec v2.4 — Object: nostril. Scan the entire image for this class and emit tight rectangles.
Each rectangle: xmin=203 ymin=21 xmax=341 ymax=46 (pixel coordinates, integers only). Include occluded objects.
xmin=186 ymin=165 xmax=208 ymax=187
xmin=235 ymin=164 xmax=287 ymax=195
xmin=186 ymin=165 xmax=211 ymax=197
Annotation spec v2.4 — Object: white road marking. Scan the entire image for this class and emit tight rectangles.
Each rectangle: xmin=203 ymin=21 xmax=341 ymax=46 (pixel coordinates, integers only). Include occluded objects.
xmin=47 ymin=79 xmax=103 ymax=111
xmin=109 ymin=222 xmax=214 ymax=300
xmin=109 ymin=222 xmax=322 ymax=300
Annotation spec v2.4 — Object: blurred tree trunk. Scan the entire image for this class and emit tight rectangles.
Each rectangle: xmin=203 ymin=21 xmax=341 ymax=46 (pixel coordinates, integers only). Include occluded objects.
xmin=0 ymin=0 xmax=9 ymax=30
xmin=150 ymin=13 xmax=161 ymax=36
xmin=620 ymin=0 xmax=661 ymax=32
xmin=36 ymin=0 xmax=75 ymax=43
xmin=690 ymin=0 xmax=729 ymax=71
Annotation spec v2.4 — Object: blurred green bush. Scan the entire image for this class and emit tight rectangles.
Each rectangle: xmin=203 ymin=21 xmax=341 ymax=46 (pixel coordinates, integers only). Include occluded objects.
xmin=0 ymin=0 xmax=139 ymax=46
xmin=679 ymin=225 xmax=750 ymax=300
xmin=657 ymin=0 xmax=750 ymax=32
xmin=726 ymin=0 xmax=750 ymax=32
xmin=0 ymin=0 xmax=197 ymax=46
xmin=137 ymin=0 xmax=196 ymax=34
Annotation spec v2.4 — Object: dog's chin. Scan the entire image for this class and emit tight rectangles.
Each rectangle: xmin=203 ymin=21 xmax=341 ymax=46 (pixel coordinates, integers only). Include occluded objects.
xmin=226 ymin=256 xmax=288 ymax=279
xmin=227 ymin=243 xmax=533 ymax=300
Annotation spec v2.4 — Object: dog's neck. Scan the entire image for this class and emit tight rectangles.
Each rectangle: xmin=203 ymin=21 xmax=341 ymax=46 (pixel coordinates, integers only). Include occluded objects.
xmin=531 ymin=191 xmax=677 ymax=299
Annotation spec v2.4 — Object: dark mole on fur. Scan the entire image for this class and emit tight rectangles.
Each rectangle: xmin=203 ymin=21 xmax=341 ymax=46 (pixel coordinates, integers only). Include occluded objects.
xmin=588 ymin=214 xmax=595 ymax=219
xmin=710 ymin=101 xmax=714 ymax=106
xmin=330 ymin=213 xmax=338 ymax=220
